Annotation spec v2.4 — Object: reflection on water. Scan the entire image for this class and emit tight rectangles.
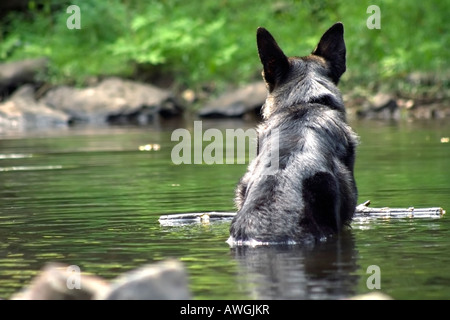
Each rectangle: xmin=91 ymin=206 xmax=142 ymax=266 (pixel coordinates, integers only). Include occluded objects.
xmin=231 ymin=232 xmax=359 ymax=300
xmin=0 ymin=119 xmax=449 ymax=299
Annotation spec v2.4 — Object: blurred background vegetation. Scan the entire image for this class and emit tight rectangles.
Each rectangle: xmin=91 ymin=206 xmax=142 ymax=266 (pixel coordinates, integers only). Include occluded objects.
xmin=1 ymin=0 xmax=449 ymax=96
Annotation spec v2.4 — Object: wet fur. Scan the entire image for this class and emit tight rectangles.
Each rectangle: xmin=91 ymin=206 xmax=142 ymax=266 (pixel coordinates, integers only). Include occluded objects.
xmin=229 ymin=23 xmax=358 ymax=245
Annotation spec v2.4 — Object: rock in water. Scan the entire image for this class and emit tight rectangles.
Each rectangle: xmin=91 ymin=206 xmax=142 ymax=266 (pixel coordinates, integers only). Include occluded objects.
xmin=99 ymin=259 xmax=191 ymax=300
xmin=10 ymin=259 xmax=191 ymax=300
xmin=11 ymin=263 xmax=109 ymax=300
xmin=198 ymin=82 xmax=267 ymax=118
xmin=41 ymin=77 xmax=182 ymax=125
xmin=0 ymin=85 xmax=69 ymax=133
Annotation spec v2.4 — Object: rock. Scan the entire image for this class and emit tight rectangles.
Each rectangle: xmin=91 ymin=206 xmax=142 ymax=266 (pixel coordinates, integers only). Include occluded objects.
xmin=356 ymin=93 xmax=400 ymax=120
xmin=347 ymin=292 xmax=393 ymax=300
xmin=406 ymin=72 xmax=446 ymax=87
xmin=11 ymin=263 xmax=109 ymax=300
xmin=408 ymin=103 xmax=450 ymax=120
xmin=198 ymin=82 xmax=267 ymax=118
xmin=98 ymin=259 xmax=191 ymax=300
xmin=11 ymin=259 xmax=191 ymax=300
xmin=0 ymin=58 xmax=48 ymax=94
xmin=0 ymin=85 xmax=69 ymax=133
xmin=41 ymin=77 xmax=183 ymax=125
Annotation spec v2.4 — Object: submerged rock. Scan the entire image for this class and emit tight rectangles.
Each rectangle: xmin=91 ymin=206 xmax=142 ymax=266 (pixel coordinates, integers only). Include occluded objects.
xmin=11 ymin=263 xmax=109 ymax=300
xmin=11 ymin=259 xmax=191 ymax=300
xmin=98 ymin=259 xmax=191 ymax=300
xmin=198 ymin=82 xmax=266 ymax=118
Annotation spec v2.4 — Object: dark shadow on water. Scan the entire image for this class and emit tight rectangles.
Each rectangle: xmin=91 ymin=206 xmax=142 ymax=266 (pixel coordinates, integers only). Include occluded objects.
xmin=230 ymin=231 xmax=359 ymax=300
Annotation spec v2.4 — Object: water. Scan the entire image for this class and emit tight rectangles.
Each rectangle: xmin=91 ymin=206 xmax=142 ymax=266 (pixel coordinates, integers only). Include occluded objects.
xmin=0 ymin=118 xmax=449 ymax=300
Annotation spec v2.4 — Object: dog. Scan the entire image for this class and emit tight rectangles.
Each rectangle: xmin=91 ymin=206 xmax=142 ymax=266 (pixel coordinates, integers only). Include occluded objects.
xmin=228 ymin=22 xmax=358 ymax=246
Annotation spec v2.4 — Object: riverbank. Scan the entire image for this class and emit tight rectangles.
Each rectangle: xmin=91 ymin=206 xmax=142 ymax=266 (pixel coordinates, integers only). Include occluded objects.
xmin=1 ymin=1 xmax=449 ymax=134
xmin=0 ymin=57 xmax=448 ymax=134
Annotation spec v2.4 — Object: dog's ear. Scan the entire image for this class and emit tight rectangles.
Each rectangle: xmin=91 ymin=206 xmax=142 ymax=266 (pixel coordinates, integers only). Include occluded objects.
xmin=257 ymin=27 xmax=290 ymax=91
xmin=312 ymin=22 xmax=346 ymax=84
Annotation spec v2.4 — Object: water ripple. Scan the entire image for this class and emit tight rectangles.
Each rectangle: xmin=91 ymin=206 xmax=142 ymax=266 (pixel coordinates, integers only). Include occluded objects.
xmin=0 ymin=154 xmax=33 ymax=160
xmin=0 ymin=165 xmax=63 ymax=172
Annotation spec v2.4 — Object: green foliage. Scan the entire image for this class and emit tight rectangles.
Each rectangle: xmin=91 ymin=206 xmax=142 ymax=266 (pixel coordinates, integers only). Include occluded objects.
xmin=0 ymin=0 xmax=449 ymax=90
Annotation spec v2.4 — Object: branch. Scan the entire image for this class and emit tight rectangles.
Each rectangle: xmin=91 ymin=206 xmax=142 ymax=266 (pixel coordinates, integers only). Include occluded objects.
xmin=158 ymin=200 xmax=446 ymax=226
xmin=355 ymin=200 xmax=445 ymax=218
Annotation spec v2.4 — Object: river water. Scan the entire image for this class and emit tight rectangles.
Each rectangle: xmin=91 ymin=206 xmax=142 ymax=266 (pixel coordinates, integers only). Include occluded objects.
xmin=0 ymin=118 xmax=449 ymax=299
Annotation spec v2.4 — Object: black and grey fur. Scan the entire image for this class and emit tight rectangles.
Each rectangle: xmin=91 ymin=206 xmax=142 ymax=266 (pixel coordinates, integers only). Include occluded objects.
xmin=228 ymin=23 xmax=358 ymax=246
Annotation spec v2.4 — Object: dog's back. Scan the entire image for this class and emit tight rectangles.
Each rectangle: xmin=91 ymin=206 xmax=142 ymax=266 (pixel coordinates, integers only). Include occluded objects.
xmin=228 ymin=23 xmax=358 ymax=246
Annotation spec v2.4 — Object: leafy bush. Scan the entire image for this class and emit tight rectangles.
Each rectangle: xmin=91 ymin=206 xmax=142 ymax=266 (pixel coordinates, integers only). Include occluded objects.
xmin=1 ymin=0 xmax=448 ymax=92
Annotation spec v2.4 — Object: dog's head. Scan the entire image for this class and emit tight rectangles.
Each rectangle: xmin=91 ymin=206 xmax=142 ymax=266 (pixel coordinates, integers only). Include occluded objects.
xmin=257 ymin=23 xmax=346 ymax=118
